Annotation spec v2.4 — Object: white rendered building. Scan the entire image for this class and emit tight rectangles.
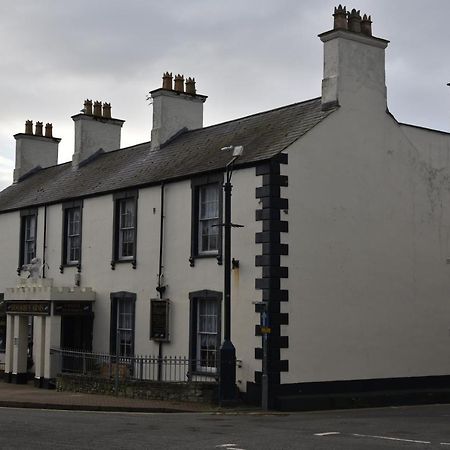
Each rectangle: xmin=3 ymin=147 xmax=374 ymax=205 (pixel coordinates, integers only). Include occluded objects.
xmin=0 ymin=7 xmax=449 ymax=409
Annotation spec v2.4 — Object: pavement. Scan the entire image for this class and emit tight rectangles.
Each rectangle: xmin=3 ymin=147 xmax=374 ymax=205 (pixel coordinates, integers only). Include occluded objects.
xmin=0 ymin=379 xmax=226 ymax=413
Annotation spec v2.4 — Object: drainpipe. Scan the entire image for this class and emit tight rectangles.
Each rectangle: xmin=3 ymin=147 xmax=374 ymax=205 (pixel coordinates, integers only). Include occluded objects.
xmin=42 ymin=205 xmax=47 ymax=278
xmin=156 ymin=183 xmax=166 ymax=381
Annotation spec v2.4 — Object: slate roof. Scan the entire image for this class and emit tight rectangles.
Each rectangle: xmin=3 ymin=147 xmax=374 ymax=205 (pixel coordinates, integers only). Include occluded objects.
xmin=0 ymin=97 xmax=336 ymax=213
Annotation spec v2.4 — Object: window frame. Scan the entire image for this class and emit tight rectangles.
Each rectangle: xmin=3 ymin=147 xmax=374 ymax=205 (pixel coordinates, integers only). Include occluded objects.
xmin=18 ymin=208 xmax=38 ymax=273
xmin=188 ymin=290 xmax=222 ymax=376
xmin=60 ymin=200 xmax=83 ymax=272
xmin=110 ymin=291 xmax=136 ymax=357
xmin=190 ymin=173 xmax=223 ymax=266
xmin=112 ymin=190 xmax=138 ymax=269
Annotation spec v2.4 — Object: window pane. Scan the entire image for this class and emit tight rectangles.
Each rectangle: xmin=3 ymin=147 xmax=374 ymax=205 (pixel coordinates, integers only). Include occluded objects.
xmin=118 ymin=198 xmax=136 ymax=259
xmin=196 ymin=298 xmax=219 ymax=371
xmin=66 ymin=207 xmax=81 ymax=264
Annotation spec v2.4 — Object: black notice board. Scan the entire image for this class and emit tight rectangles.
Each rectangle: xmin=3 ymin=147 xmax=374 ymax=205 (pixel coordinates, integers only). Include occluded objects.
xmin=150 ymin=299 xmax=170 ymax=341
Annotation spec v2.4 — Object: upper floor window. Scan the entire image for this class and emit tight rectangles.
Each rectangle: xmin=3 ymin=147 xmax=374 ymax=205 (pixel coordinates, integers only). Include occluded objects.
xmin=190 ymin=174 xmax=223 ymax=266
xmin=112 ymin=191 xmax=138 ymax=269
xmin=61 ymin=201 xmax=83 ymax=270
xmin=19 ymin=208 xmax=37 ymax=270
xmin=198 ymin=184 xmax=220 ymax=254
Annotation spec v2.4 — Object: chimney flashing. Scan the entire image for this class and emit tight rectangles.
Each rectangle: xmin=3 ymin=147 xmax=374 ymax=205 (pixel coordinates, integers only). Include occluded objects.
xmin=318 ymin=28 xmax=389 ymax=48
xmin=13 ymin=133 xmax=61 ymax=143
xmin=149 ymin=87 xmax=207 ymax=102
xmin=71 ymin=113 xmax=125 ymax=125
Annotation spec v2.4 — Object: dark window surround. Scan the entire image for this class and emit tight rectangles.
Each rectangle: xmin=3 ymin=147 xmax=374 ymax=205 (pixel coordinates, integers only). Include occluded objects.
xmin=111 ymin=190 xmax=138 ymax=270
xmin=60 ymin=200 xmax=83 ymax=273
xmin=110 ymin=291 xmax=136 ymax=356
xmin=190 ymin=173 xmax=223 ymax=267
xmin=188 ymin=289 xmax=222 ymax=377
xmin=0 ymin=294 xmax=5 ymax=353
xmin=17 ymin=208 xmax=38 ymax=275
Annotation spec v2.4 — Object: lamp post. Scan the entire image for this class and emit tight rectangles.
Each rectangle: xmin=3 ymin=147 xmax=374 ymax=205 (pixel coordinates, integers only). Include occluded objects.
xmin=218 ymin=145 xmax=243 ymax=405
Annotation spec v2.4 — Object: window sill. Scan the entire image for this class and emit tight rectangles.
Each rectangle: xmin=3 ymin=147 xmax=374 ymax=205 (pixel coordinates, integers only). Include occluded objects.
xmin=189 ymin=253 xmax=222 ymax=267
xmin=189 ymin=369 xmax=218 ymax=379
xmin=111 ymin=258 xmax=137 ymax=270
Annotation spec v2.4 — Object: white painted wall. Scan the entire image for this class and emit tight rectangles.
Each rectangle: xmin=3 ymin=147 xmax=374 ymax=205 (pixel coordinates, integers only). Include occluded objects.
xmin=282 ymin=103 xmax=450 ymax=384
xmin=0 ymin=166 xmax=261 ymax=390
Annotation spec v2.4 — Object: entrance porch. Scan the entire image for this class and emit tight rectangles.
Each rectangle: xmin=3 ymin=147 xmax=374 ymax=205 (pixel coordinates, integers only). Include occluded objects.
xmin=3 ymin=278 xmax=95 ymax=388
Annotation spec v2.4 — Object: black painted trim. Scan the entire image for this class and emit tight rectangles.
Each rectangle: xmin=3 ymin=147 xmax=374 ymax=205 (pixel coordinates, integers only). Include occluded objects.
xmin=190 ymin=174 xmax=224 ymax=267
xmin=10 ymin=373 xmax=28 ymax=384
xmin=254 ymin=155 xmax=289 ymax=408
xmin=250 ymin=374 xmax=450 ymax=411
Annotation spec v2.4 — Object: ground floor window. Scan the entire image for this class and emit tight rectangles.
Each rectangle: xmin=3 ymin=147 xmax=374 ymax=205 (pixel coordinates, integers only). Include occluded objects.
xmin=0 ymin=298 xmax=5 ymax=353
xmin=189 ymin=290 xmax=222 ymax=373
xmin=110 ymin=292 xmax=136 ymax=357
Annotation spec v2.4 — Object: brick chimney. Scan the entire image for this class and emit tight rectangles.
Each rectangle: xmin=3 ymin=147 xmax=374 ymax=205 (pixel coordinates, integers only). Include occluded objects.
xmin=149 ymin=72 xmax=207 ymax=149
xmin=13 ymin=120 xmax=60 ymax=183
xmin=319 ymin=5 xmax=389 ymax=111
xmin=72 ymin=100 xmax=125 ymax=167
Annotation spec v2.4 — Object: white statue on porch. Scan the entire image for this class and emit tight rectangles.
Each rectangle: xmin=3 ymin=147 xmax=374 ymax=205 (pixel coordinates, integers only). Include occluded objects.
xmin=21 ymin=257 xmax=43 ymax=280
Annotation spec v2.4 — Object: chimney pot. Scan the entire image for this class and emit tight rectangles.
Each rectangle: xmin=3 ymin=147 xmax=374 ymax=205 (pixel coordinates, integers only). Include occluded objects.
xmin=162 ymin=72 xmax=173 ymax=90
xmin=174 ymin=74 xmax=185 ymax=92
xmin=103 ymin=102 xmax=111 ymax=118
xmin=84 ymin=99 xmax=93 ymax=115
xmin=25 ymin=120 xmax=33 ymax=135
xmin=45 ymin=123 xmax=53 ymax=138
xmin=185 ymin=77 xmax=196 ymax=95
xmin=347 ymin=9 xmax=362 ymax=33
xmin=93 ymin=101 xmax=102 ymax=117
xmin=333 ymin=4 xmax=348 ymax=30
xmin=361 ymin=14 xmax=372 ymax=36
xmin=35 ymin=121 xmax=43 ymax=136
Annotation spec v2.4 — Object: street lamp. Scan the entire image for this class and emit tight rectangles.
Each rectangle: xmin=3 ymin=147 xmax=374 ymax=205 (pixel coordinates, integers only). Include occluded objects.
xmin=218 ymin=145 xmax=244 ymax=405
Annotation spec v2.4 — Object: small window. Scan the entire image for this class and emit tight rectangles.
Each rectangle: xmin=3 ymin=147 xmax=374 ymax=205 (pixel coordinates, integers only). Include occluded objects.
xmin=190 ymin=174 xmax=223 ymax=266
xmin=189 ymin=290 xmax=222 ymax=374
xmin=112 ymin=191 xmax=138 ymax=269
xmin=19 ymin=209 xmax=37 ymax=270
xmin=61 ymin=201 xmax=83 ymax=269
xmin=110 ymin=292 xmax=136 ymax=357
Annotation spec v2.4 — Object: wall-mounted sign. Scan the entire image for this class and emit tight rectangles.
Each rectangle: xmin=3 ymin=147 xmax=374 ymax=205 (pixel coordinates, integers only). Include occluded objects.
xmin=150 ymin=298 xmax=170 ymax=342
xmin=54 ymin=302 xmax=93 ymax=316
xmin=6 ymin=301 xmax=50 ymax=315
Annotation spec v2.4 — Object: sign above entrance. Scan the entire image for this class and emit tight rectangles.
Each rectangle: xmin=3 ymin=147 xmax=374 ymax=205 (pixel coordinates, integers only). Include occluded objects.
xmin=54 ymin=302 xmax=93 ymax=316
xmin=6 ymin=301 xmax=50 ymax=315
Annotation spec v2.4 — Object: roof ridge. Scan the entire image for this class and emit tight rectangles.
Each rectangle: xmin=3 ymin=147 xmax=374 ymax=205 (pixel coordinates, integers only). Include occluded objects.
xmin=186 ymin=97 xmax=322 ymax=135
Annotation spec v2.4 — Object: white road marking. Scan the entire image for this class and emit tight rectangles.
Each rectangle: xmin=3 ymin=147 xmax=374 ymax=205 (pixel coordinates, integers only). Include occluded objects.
xmin=440 ymin=443 xmax=450 ymax=446
xmin=216 ymin=445 xmax=237 ymax=448
xmin=314 ymin=432 xmax=341 ymax=436
xmin=352 ymin=433 xmax=431 ymax=444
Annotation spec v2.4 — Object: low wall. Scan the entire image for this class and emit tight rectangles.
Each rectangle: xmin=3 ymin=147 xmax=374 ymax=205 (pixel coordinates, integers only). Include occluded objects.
xmin=56 ymin=374 xmax=218 ymax=404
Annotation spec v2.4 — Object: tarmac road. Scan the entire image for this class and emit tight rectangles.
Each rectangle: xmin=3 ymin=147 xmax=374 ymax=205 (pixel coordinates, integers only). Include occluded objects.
xmin=1 ymin=403 xmax=450 ymax=449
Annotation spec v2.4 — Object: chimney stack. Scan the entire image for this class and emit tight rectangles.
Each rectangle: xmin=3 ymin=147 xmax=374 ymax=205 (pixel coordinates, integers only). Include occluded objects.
xmin=162 ymin=72 xmax=173 ymax=90
xmin=333 ymin=5 xmax=347 ymax=30
xmin=14 ymin=120 xmax=60 ymax=182
xmin=35 ymin=121 xmax=43 ymax=136
xmin=72 ymin=99 xmax=124 ymax=167
xmin=319 ymin=6 xmax=389 ymax=111
xmin=150 ymin=72 xmax=207 ymax=149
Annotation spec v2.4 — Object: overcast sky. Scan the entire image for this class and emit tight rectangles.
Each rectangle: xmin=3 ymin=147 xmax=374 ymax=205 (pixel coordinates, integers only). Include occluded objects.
xmin=0 ymin=0 xmax=449 ymax=189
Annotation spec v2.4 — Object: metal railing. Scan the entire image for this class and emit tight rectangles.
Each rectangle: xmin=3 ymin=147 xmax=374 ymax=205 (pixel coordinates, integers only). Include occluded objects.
xmin=50 ymin=348 xmax=218 ymax=383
